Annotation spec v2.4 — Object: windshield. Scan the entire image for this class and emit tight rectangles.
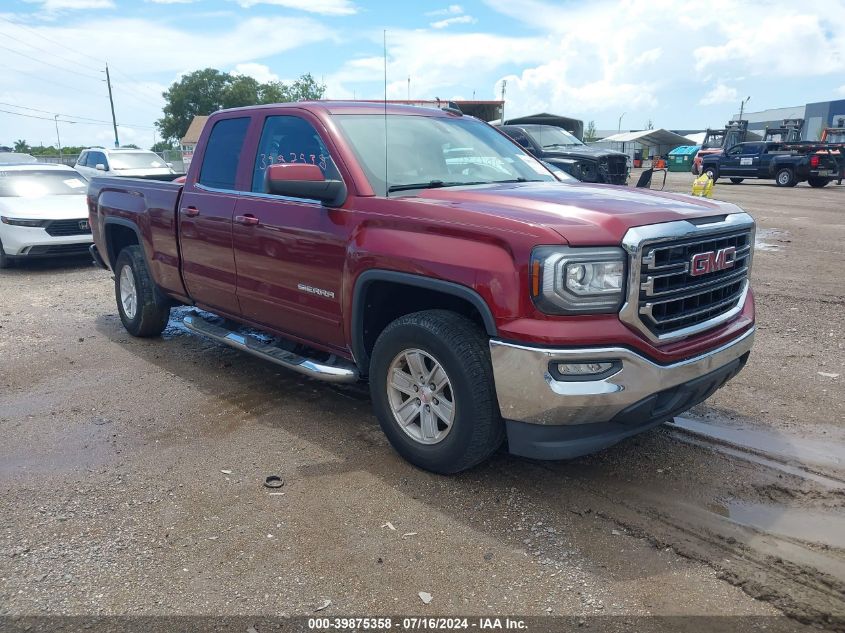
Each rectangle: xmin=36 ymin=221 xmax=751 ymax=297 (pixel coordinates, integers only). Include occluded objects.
xmin=0 ymin=153 xmax=38 ymax=165
xmin=521 ymin=125 xmax=584 ymax=149
xmin=0 ymin=169 xmax=87 ymax=197
xmin=109 ymin=152 xmax=168 ymax=170
xmin=334 ymin=114 xmax=555 ymax=195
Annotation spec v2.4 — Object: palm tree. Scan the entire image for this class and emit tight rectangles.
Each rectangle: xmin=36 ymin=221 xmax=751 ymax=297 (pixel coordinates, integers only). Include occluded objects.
xmin=13 ymin=139 xmax=29 ymax=153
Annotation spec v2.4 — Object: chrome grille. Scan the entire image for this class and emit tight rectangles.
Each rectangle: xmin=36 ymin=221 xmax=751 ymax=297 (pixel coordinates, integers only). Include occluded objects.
xmin=620 ymin=214 xmax=755 ymax=343
xmin=44 ymin=219 xmax=91 ymax=236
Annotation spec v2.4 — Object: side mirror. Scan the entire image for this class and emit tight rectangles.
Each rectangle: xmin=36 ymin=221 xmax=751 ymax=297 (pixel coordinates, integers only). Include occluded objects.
xmin=265 ymin=163 xmax=346 ymax=207
xmin=95 ymin=163 xmax=106 ymax=171
xmin=166 ymin=162 xmax=173 ymax=168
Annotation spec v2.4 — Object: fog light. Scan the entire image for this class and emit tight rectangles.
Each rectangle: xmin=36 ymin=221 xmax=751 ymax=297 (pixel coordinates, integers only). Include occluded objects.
xmin=557 ymin=362 xmax=614 ymax=376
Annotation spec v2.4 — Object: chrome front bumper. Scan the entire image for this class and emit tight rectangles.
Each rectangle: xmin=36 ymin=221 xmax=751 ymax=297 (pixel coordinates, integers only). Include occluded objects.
xmin=490 ymin=327 xmax=754 ymax=426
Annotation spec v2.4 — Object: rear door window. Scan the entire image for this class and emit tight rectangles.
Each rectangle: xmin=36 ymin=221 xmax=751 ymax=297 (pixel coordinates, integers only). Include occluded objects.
xmin=199 ymin=117 xmax=250 ymax=190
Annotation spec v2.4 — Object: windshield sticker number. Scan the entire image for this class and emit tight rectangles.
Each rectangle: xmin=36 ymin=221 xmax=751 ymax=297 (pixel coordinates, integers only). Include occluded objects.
xmin=258 ymin=152 xmax=329 ymax=172
xmin=64 ymin=178 xmax=86 ymax=188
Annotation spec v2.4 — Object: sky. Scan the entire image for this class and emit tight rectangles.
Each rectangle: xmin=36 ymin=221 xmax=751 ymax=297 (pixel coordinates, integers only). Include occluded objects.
xmin=1 ymin=0 xmax=844 ymax=149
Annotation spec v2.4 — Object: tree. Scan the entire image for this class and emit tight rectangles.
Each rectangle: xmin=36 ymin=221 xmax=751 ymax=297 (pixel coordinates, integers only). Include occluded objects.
xmin=151 ymin=140 xmax=177 ymax=153
xmin=123 ymin=144 xmax=140 ymax=149
xmin=14 ymin=139 xmax=29 ymax=153
xmin=584 ymin=121 xmax=597 ymax=142
xmin=156 ymin=69 xmax=326 ymax=142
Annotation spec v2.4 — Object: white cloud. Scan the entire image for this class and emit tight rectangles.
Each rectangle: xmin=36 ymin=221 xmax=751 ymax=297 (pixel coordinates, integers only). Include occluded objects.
xmin=234 ymin=0 xmax=356 ymax=15
xmin=838 ymin=85 xmax=845 ymax=96
xmin=426 ymin=4 xmax=463 ymax=16
xmin=231 ymin=63 xmax=279 ymax=83
xmin=27 ymin=0 xmax=114 ymax=9
xmin=146 ymin=0 xmax=196 ymax=4
xmin=699 ymin=83 xmax=738 ymax=106
xmin=431 ymin=15 xmax=476 ymax=29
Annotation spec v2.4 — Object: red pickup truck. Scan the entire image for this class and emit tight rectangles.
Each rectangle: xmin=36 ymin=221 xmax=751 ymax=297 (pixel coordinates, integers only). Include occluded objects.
xmin=88 ymin=102 xmax=756 ymax=474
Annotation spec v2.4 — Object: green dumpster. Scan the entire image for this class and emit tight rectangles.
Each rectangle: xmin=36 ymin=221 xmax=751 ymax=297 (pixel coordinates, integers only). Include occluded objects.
xmin=668 ymin=145 xmax=700 ymax=172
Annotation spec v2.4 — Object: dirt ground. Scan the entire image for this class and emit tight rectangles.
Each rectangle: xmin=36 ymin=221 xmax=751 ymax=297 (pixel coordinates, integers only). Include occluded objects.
xmin=1 ymin=172 xmax=843 ymax=631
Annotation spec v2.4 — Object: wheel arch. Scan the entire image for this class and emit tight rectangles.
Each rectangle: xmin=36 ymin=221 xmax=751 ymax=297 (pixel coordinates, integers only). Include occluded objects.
xmin=103 ymin=217 xmax=143 ymax=269
xmin=351 ymin=270 xmax=497 ymax=374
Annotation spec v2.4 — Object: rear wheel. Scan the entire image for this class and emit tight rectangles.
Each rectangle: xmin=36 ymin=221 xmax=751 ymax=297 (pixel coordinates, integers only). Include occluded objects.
xmin=369 ymin=310 xmax=504 ymax=474
xmin=775 ymin=168 xmax=796 ymax=187
xmin=730 ymin=178 xmax=744 ymax=184
xmin=704 ymin=166 xmax=718 ymax=181
xmin=808 ymin=177 xmax=831 ymax=188
xmin=114 ymin=245 xmax=170 ymax=337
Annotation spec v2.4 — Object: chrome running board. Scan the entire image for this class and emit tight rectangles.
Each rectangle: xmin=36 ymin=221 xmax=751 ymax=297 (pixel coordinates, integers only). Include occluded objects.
xmin=183 ymin=314 xmax=359 ymax=384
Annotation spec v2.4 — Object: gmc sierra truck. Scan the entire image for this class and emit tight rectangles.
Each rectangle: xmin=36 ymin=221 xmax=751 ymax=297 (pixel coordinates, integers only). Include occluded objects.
xmin=88 ymin=102 xmax=756 ymax=474
xmin=701 ymin=141 xmax=841 ymax=187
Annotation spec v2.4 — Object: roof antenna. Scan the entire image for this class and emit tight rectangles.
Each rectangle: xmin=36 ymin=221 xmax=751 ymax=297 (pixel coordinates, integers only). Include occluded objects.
xmin=383 ymin=29 xmax=389 ymax=198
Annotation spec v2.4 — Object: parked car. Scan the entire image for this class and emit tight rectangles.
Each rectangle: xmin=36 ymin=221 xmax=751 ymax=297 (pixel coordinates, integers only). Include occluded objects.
xmin=0 ymin=164 xmax=92 ymax=268
xmin=88 ymin=102 xmax=755 ymax=474
xmin=700 ymin=141 xmax=840 ymax=187
xmin=74 ymin=147 xmax=174 ymax=179
xmin=498 ymin=124 xmax=629 ymax=184
xmin=0 ymin=152 xmax=39 ymax=165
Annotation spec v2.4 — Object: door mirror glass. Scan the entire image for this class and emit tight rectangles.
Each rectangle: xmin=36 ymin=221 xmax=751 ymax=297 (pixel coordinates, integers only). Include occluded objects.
xmin=95 ymin=163 xmax=106 ymax=171
xmin=265 ymin=163 xmax=346 ymax=206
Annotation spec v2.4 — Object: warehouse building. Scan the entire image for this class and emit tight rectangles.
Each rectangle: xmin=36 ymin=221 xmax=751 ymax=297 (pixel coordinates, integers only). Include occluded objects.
xmin=734 ymin=99 xmax=845 ymax=140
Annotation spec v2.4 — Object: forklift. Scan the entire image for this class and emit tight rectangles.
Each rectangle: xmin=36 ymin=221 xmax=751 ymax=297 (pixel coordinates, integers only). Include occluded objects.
xmin=762 ymin=118 xmax=804 ymax=143
xmin=692 ymin=120 xmax=755 ymax=174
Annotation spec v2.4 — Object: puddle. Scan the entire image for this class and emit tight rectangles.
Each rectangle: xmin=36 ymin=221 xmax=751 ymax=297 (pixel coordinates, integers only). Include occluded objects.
xmin=714 ymin=500 xmax=845 ymax=549
xmin=755 ymin=228 xmax=789 ymax=251
xmin=667 ymin=417 xmax=845 ymax=472
xmin=671 ymin=433 xmax=845 ymax=490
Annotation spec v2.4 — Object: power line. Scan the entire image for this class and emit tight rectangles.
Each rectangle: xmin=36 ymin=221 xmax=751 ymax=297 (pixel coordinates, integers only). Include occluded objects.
xmin=0 ymin=102 xmax=155 ymax=129
xmin=0 ymin=15 xmax=103 ymax=66
xmin=6 ymin=66 xmax=106 ymax=98
xmin=0 ymin=43 xmax=106 ymax=82
xmin=0 ymin=107 xmax=155 ymax=131
xmin=0 ymin=28 xmax=106 ymax=78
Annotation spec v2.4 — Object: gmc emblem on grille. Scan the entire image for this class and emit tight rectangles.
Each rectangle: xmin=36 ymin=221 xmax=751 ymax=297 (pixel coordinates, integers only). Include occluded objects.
xmin=690 ymin=246 xmax=736 ymax=276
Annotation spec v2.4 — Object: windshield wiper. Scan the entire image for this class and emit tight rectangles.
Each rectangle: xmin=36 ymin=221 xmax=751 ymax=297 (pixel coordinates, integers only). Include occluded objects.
xmin=490 ymin=178 xmax=543 ymax=184
xmin=543 ymin=143 xmax=578 ymax=148
xmin=388 ymin=180 xmax=478 ymax=193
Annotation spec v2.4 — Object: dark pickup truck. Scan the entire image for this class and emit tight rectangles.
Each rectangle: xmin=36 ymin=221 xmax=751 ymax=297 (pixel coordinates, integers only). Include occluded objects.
xmin=701 ymin=141 xmax=841 ymax=187
xmin=499 ymin=124 xmax=630 ymax=185
xmin=88 ymin=102 xmax=755 ymax=473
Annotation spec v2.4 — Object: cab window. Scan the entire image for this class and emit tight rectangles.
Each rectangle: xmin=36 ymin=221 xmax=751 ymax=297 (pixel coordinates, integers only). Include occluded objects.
xmin=198 ymin=117 xmax=250 ymax=190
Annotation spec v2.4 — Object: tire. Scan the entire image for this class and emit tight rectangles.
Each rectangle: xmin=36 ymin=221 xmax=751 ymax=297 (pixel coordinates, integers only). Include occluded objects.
xmin=703 ymin=166 xmax=718 ymax=181
xmin=730 ymin=178 xmax=744 ymax=184
xmin=369 ymin=309 xmax=504 ymax=474
xmin=775 ymin=168 xmax=796 ymax=187
xmin=808 ymin=177 xmax=831 ymax=188
xmin=0 ymin=239 xmax=12 ymax=269
xmin=114 ymin=245 xmax=170 ymax=337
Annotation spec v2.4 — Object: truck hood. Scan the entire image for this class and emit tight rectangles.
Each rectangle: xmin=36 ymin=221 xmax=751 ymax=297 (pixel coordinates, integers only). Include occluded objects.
xmin=542 ymin=146 xmax=627 ymax=161
xmin=0 ymin=193 xmax=89 ymax=220
xmin=416 ymin=182 xmax=743 ymax=245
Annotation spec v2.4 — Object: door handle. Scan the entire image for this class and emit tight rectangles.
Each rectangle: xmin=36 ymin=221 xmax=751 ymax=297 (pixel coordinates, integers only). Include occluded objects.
xmin=181 ymin=206 xmax=200 ymax=218
xmin=235 ymin=214 xmax=260 ymax=226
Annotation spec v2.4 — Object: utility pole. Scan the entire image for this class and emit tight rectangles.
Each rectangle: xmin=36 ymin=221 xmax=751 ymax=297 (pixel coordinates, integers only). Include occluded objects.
xmin=739 ymin=95 xmax=751 ymax=120
xmin=105 ymin=63 xmax=120 ymax=148
xmin=500 ymin=79 xmax=507 ymax=123
xmin=618 ymin=111 xmax=626 ymax=133
xmin=407 ymin=76 xmax=410 ymax=101
xmin=54 ymin=115 xmax=62 ymax=162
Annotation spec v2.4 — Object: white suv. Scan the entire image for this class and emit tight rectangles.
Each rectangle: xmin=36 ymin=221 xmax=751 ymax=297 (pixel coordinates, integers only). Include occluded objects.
xmin=0 ymin=164 xmax=92 ymax=268
xmin=75 ymin=147 xmax=174 ymax=179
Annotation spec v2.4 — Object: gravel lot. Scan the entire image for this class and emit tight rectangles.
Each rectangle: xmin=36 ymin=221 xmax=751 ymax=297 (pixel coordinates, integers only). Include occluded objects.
xmin=1 ymin=173 xmax=843 ymax=630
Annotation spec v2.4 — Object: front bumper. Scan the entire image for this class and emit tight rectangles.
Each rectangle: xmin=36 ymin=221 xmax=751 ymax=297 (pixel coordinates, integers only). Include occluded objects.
xmin=0 ymin=223 xmax=92 ymax=258
xmin=490 ymin=327 xmax=754 ymax=459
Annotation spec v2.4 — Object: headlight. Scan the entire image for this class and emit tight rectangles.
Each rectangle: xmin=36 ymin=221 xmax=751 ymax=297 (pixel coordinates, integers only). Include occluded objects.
xmin=0 ymin=216 xmax=46 ymax=227
xmin=530 ymin=246 xmax=626 ymax=313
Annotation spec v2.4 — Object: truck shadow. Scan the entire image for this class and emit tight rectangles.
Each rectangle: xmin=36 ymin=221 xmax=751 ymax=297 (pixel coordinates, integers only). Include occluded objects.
xmin=91 ymin=309 xmax=835 ymax=598
xmin=0 ymin=255 xmax=94 ymax=275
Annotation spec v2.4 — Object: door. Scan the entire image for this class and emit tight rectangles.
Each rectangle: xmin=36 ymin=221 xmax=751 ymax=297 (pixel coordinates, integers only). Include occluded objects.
xmin=178 ymin=116 xmax=250 ymax=315
xmin=232 ymin=113 xmax=349 ymax=351
xmin=720 ymin=144 xmax=745 ymax=176
xmin=735 ymin=143 xmax=762 ymax=177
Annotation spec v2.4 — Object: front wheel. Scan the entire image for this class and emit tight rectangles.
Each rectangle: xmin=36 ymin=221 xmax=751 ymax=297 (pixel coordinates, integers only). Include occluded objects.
xmin=730 ymin=178 xmax=744 ymax=184
xmin=369 ymin=310 xmax=504 ymax=474
xmin=114 ymin=245 xmax=170 ymax=337
xmin=808 ymin=177 xmax=831 ymax=188
xmin=775 ymin=168 xmax=797 ymax=187
xmin=703 ymin=166 xmax=718 ymax=181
